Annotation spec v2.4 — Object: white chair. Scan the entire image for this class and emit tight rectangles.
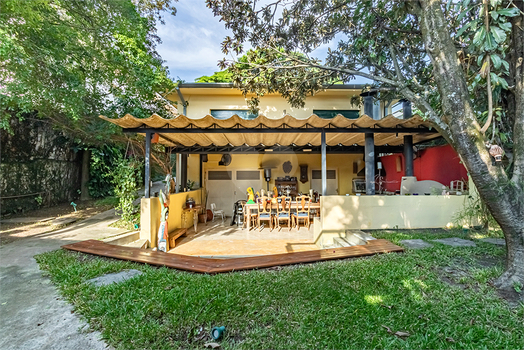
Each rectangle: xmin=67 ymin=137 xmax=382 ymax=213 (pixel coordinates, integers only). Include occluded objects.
xmin=210 ymin=203 xmax=225 ymax=222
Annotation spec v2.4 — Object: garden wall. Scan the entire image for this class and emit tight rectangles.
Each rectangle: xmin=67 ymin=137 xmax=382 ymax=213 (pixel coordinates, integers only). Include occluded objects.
xmin=0 ymin=118 xmax=82 ymax=214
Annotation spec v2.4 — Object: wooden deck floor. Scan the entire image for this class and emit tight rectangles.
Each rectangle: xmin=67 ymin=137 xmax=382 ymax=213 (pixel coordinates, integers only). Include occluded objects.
xmin=62 ymin=239 xmax=404 ymax=274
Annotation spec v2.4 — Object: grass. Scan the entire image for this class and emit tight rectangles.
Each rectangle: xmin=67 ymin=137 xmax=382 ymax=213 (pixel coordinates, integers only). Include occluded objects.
xmin=94 ymin=196 xmax=120 ymax=207
xmin=35 ymin=229 xmax=523 ymax=350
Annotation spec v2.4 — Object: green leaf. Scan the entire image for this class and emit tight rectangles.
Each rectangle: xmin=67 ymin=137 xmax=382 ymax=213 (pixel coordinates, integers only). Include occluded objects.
xmin=497 ymin=8 xmax=519 ymax=17
xmin=456 ymin=19 xmax=478 ymax=37
xmin=490 ymin=27 xmax=507 ymax=43
xmin=501 ymin=59 xmax=509 ymax=71
xmin=499 ymin=22 xmax=512 ymax=32
xmin=491 ymin=54 xmax=501 ymax=69
xmin=473 ymin=27 xmax=486 ymax=46
xmin=490 ymin=10 xmax=499 ymax=20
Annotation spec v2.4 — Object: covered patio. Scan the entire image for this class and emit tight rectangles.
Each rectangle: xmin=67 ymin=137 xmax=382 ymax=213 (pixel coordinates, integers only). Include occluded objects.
xmin=99 ymin=108 xmax=453 ymax=254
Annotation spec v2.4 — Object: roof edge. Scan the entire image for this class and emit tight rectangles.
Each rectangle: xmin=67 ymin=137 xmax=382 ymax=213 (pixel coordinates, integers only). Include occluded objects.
xmin=178 ymin=82 xmax=368 ymax=90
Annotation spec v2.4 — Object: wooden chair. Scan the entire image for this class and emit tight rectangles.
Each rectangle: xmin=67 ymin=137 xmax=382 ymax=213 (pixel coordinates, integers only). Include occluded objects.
xmin=274 ymin=196 xmax=292 ymax=231
xmin=241 ymin=201 xmax=257 ymax=230
xmin=256 ymin=196 xmax=273 ymax=231
xmin=292 ymin=195 xmax=311 ymax=230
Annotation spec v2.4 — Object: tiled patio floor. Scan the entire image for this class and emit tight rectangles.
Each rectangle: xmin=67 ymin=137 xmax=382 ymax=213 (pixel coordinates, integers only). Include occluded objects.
xmin=169 ymin=219 xmax=319 ymax=257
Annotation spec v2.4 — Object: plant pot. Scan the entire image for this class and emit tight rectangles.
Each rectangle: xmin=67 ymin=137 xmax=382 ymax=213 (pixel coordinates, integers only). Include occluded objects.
xmin=198 ymin=213 xmax=206 ymax=223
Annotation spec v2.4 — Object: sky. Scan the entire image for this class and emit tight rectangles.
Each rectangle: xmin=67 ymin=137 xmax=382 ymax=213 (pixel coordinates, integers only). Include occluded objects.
xmin=155 ymin=0 xmax=368 ymax=84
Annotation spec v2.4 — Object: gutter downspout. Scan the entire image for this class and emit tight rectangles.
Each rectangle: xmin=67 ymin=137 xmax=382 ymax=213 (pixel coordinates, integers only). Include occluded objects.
xmin=175 ymin=86 xmax=188 ymax=116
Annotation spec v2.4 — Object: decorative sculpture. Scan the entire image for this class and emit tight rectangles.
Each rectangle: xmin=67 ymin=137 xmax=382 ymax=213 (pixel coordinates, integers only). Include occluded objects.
xmin=273 ymin=186 xmax=278 ymax=198
xmin=246 ymin=187 xmax=255 ymax=204
xmin=489 ymin=144 xmax=504 ymax=162
xmin=157 ymin=175 xmax=171 ymax=252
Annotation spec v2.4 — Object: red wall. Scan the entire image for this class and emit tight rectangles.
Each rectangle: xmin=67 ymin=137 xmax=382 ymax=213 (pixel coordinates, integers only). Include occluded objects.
xmin=379 ymin=145 xmax=468 ymax=192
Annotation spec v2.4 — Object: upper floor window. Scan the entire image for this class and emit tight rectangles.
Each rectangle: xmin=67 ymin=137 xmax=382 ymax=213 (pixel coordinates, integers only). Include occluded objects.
xmin=313 ymin=110 xmax=359 ymax=119
xmin=210 ymin=109 xmax=258 ymax=120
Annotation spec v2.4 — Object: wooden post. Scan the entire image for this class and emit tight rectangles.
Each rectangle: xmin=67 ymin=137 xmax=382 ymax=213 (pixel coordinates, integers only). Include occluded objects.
xmin=199 ymin=154 xmax=203 ymax=188
xmin=365 ymin=133 xmax=375 ymax=195
xmin=321 ymin=130 xmax=327 ymax=196
xmin=404 ymin=135 xmax=414 ymax=176
xmin=145 ymin=131 xmax=151 ymax=198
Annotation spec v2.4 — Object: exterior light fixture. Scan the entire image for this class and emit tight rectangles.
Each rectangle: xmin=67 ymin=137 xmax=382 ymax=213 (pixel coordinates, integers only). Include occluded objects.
xmin=303 ymin=149 xmax=312 ymax=152
xmin=265 ymin=149 xmax=273 ymax=152
xmin=489 ymin=144 xmax=504 ymax=162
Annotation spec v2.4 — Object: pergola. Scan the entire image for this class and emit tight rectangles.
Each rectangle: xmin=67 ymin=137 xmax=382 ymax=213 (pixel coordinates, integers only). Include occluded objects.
xmin=101 ymin=112 xmax=440 ymax=198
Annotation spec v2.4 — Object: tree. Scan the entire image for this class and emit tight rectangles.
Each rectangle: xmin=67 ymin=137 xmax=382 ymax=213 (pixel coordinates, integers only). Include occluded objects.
xmin=207 ymin=0 xmax=524 ymax=296
xmin=0 ymin=0 xmax=178 ymax=143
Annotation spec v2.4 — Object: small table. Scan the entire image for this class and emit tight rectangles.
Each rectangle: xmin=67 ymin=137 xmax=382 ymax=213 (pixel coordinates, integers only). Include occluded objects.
xmin=183 ymin=205 xmax=203 ymax=233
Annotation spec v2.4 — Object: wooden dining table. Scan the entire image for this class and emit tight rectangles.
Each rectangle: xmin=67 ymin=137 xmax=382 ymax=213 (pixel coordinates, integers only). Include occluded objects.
xmin=244 ymin=201 xmax=320 ymax=231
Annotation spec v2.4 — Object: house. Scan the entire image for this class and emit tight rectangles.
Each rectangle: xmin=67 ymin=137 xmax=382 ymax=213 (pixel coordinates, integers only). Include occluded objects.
xmin=101 ymin=82 xmax=474 ymax=251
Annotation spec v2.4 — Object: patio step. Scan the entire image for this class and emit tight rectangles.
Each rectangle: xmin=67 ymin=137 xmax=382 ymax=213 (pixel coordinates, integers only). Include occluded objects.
xmin=124 ymin=239 xmax=149 ymax=249
xmin=350 ymin=230 xmax=377 ymax=242
xmin=103 ymin=231 xmax=140 ymax=246
xmin=333 ymin=237 xmax=356 ymax=248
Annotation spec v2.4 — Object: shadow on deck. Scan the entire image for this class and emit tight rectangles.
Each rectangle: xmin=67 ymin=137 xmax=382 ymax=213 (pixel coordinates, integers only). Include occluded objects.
xmin=62 ymin=239 xmax=404 ymax=274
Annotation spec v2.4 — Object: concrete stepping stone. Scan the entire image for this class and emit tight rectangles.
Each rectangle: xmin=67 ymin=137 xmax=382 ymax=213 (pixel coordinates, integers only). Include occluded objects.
xmin=399 ymin=239 xmax=433 ymax=249
xmin=433 ymin=237 xmax=476 ymax=247
xmin=479 ymin=238 xmax=506 ymax=246
xmin=87 ymin=269 xmax=143 ymax=287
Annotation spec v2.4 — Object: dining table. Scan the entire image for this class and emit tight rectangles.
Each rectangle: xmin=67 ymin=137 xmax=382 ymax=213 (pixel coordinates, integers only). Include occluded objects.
xmin=244 ymin=201 xmax=320 ymax=231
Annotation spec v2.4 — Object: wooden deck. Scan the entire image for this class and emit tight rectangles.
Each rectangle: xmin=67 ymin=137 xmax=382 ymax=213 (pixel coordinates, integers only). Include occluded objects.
xmin=62 ymin=239 xmax=404 ymax=273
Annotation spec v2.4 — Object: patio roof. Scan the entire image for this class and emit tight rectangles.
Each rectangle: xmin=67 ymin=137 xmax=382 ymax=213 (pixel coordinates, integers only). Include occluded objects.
xmin=99 ymin=113 xmax=439 ymax=148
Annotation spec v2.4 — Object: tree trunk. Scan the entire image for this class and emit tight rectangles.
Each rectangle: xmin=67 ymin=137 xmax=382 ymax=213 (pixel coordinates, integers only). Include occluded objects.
xmin=415 ymin=0 xmax=524 ymax=296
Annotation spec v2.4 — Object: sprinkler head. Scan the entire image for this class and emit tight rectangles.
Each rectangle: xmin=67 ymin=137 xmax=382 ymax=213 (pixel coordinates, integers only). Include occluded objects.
xmin=211 ymin=326 xmax=225 ymax=340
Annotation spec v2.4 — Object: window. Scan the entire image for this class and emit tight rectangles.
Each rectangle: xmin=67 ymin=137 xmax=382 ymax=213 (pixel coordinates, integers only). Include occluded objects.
xmin=312 ymin=170 xmax=337 ymax=179
xmin=236 ymin=170 xmax=260 ymax=180
xmin=313 ymin=110 xmax=359 ymax=119
xmin=208 ymin=171 xmax=232 ymax=180
xmin=210 ymin=110 xmax=258 ymax=120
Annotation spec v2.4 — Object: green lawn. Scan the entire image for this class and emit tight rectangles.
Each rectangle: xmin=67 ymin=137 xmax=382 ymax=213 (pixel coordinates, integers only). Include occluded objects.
xmin=35 ymin=229 xmax=523 ymax=350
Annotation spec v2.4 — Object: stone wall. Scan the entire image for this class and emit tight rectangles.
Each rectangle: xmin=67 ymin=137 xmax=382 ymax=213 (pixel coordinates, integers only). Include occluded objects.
xmin=1 ymin=118 xmax=82 ymax=214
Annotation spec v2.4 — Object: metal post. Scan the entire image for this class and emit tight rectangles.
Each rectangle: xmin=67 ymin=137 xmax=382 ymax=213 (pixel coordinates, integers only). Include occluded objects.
xmin=181 ymin=154 xmax=188 ymax=191
xmin=404 ymin=135 xmax=414 ymax=176
xmin=144 ymin=131 xmax=151 ymax=198
xmin=365 ymin=133 xmax=375 ymax=195
xmin=321 ymin=130 xmax=327 ymax=196
xmin=402 ymin=99 xmax=413 ymax=119
xmin=199 ymin=154 xmax=203 ymax=188
xmin=175 ymin=154 xmax=180 ymax=193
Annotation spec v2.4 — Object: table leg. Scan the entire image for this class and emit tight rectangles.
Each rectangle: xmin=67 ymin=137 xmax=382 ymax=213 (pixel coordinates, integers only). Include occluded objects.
xmin=247 ymin=208 xmax=251 ymax=231
xmin=193 ymin=210 xmax=198 ymax=233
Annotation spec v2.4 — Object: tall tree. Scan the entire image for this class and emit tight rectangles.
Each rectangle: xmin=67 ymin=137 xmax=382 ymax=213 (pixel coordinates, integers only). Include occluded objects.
xmin=0 ymin=0 xmax=177 ymax=143
xmin=207 ymin=0 xmax=524 ymax=296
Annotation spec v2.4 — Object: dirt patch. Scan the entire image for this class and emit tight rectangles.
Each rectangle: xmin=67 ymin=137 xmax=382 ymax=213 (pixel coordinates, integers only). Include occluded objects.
xmin=0 ymin=200 xmax=113 ymax=246
xmin=477 ymin=256 xmax=504 ymax=268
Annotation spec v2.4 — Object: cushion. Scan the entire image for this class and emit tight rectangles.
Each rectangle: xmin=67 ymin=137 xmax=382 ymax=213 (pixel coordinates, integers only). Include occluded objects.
xmin=297 ymin=212 xmax=309 ymax=217
xmin=278 ymin=213 xmax=290 ymax=218
xmin=259 ymin=214 xmax=271 ymax=218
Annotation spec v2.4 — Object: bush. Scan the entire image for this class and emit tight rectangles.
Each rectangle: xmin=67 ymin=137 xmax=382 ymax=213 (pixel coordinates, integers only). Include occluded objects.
xmin=112 ymin=158 xmax=143 ymax=222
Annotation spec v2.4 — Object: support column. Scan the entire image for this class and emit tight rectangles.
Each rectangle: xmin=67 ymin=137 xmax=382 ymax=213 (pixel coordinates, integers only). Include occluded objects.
xmin=321 ymin=130 xmax=327 ymax=196
xmin=404 ymin=135 xmax=414 ymax=176
xmin=365 ymin=133 xmax=375 ymax=195
xmin=401 ymin=99 xmax=412 ymax=119
xmin=175 ymin=154 xmax=180 ymax=193
xmin=199 ymin=154 xmax=204 ymax=188
xmin=181 ymin=154 xmax=188 ymax=191
xmin=144 ymin=131 xmax=151 ymax=198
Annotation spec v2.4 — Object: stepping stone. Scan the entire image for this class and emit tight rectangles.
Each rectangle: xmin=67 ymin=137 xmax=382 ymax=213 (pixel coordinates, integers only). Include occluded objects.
xmin=479 ymin=238 xmax=506 ymax=246
xmin=51 ymin=217 xmax=77 ymax=226
xmin=433 ymin=237 xmax=476 ymax=247
xmin=399 ymin=239 xmax=433 ymax=249
xmin=87 ymin=269 xmax=143 ymax=287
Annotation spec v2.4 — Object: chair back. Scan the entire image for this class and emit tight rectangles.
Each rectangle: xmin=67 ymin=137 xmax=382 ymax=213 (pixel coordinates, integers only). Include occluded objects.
xmin=211 ymin=203 xmax=217 ymax=211
xmin=295 ymin=195 xmax=311 ymax=215
xmin=257 ymin=196 xmax=272 ymax=215
xmin=276 ymin=196 xmax=291 ymax=215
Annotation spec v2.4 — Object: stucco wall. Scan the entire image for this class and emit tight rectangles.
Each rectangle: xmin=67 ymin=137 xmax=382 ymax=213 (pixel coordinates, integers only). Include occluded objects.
xmin=203 ymin=153 xmax=365 ymax=195
xmin=321 ymin=194 xmax=469 ymax=232
xmin=141 ymin=188 xmax=203 ymax=248
xmin=0 ymin=118 xmax=82 ymax=214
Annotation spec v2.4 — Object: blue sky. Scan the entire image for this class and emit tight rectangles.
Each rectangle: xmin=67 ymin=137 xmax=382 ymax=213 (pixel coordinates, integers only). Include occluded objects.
xmin=156 ymin=0 xmax=368 ymax=84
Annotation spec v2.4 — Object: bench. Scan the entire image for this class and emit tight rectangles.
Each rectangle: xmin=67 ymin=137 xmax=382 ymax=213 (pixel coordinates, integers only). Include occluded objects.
xmin=168 ymin=228 xmax=187 ymax=249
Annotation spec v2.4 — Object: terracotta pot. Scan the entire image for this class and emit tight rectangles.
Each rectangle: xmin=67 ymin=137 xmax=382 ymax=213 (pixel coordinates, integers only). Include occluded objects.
xmin=198 ymin=213 xmax=206 ymax=223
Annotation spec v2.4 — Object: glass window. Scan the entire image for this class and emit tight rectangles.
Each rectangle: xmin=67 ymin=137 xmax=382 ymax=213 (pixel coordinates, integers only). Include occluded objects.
xmin=236 ymin=170 xmax=260 ymax=180
xmin=208 ymin=171 xmax=232 ymax=180
xmin=312 ymin=170 xmax=337 ymax=179
xmin=313 ymin=110 xmax=359 ymax=119
xmin=210 ymin=110 xmax=258 ymax=120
